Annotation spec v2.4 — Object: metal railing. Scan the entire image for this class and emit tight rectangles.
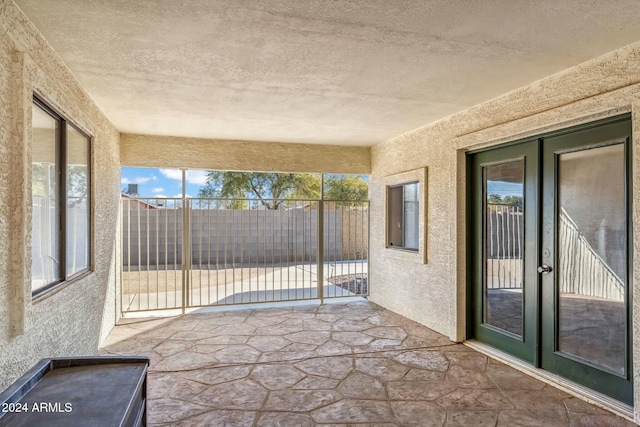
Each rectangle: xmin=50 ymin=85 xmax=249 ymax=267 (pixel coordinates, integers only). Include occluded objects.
xmin=484 ymin=203 xmax=624 ymax=300
xmin=121 ymin=197 xmax=185 ymax=312
xmin=121 ymin=197 xmax=369 ymax=313
xmin=558 ymin=208 xmax=624 ymax=300
xmin=485 ymin=204 xmax=523 ymax=290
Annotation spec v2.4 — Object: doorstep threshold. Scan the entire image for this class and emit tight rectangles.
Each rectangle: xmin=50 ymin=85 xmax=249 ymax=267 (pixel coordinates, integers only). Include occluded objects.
xmin=465 ymin=339 xmax=635 ymax=422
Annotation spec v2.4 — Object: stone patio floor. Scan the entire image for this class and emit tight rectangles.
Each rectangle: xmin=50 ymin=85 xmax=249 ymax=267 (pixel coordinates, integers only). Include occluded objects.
xmin=100 ymin=300 xmax=635 ymax=426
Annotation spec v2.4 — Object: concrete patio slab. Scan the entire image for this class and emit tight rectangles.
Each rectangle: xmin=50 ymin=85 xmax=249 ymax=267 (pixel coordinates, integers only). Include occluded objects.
xmin=100 ymin=301 xmax=635 ymax=426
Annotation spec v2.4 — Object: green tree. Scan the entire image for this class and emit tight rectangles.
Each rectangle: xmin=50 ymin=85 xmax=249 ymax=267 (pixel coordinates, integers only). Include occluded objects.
xmin=198 ymin=172 xmax=369 ymax=209
xmin=288 ymin=173 xmax=321 ymax=200
xmin=487 ymin=194 xmax=503 ymax=204
xmin=324 ymin=175 xmax=368 ymax=206
xmin=198 ymin=172 xmax=320 ymax=210
xmin=67 ymin=165 xmax=88 ymax=206
xmin=486 ymin=193 xmax=523 ymax=211
xmin=502 ymin=195 xmax=523 ymax=209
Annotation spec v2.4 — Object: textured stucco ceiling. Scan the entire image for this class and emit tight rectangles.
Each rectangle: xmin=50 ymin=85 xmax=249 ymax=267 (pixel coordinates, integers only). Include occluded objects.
xmin=12 ymin=0 xmax=640 ymax=146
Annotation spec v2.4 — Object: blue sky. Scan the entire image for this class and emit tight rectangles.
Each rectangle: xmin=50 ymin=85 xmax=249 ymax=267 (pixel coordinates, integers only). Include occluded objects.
xmin=121 ymin=168 xmax=368 ymax=199
xmin=121 ymin=167 xmax=209 ymax=198
xmin=487 ymin=180 xmax=523 ymax=197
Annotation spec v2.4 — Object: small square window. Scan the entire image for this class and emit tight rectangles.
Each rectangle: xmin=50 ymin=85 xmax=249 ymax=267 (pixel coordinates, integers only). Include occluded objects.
xmin=383 ymin=167 xmax=426 ymax=264
xmin=387 ymin=182 xmax=419 ymax=251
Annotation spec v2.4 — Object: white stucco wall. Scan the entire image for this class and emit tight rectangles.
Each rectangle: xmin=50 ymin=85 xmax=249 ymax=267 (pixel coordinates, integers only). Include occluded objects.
xmin=369 ymin=41 xmax=640 ymax=416
xmin=0 ymin=1 xmax=120 ymax=389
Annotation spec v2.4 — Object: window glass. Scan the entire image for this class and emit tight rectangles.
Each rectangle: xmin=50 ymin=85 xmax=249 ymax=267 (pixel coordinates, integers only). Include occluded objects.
xmin=32 ymin=103 xmax=61 ymax=291
xmin=31 ymin=98 xmax=92 ymax=296
xmin=483 ymin=161 xmax=524 ymax=336
xmin=387 ymin=186 xmax=403 ymax=247
xmin=387 ymin=182 xmax=419 ymax=250
xmin=66 ymin=124 xmax=90 ymax=276
xmin=557 ymin=144 xmax=626 ymax=374
xmin=403 ymin=182 xmax=419 ymax=250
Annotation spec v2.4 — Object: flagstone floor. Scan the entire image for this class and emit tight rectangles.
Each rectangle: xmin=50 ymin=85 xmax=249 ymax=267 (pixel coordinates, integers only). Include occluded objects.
xmin=100 ymin=301 xmax=635 ymax=426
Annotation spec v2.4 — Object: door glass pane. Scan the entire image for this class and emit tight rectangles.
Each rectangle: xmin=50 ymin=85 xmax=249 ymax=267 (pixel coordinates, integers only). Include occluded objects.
xmin=66 ymin=124 xmax=90 ymax=276
xmin=557 ymin=144 xmax=626 ymax=375
xmin=484 ymin=161 xmax=524 ymax=336
xmin=32 ymin=103 xmax=60 ymax=291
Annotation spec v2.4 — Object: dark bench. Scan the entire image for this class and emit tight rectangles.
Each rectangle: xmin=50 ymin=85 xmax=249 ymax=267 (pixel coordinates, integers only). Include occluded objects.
xmin=0 ymin=356 xmax=149 ymax=427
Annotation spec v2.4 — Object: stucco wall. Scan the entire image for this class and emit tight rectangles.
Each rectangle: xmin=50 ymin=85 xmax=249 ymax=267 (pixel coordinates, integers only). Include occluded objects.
xmin=0 ymin=1 xmax=120 ymax=389
xmin=121 ymin=133 xmax=371 ymax=174
xmin=369 ymin=41 xmax=640 ymax=417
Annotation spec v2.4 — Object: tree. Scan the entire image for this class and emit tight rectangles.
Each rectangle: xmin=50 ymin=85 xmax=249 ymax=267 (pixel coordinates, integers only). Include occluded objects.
xmin=487 ymin=194 xmax=503 ymax=205
xmin=288 ymin=173 xmax=321 ymax=201
xmin=198 ymin=172 xmax=320 ymax=210
xmin=198 ymin=172 xmax=369 ymax=209
xmin=67 ymin=165 xmax=88 ymax=206
xmin=486 ymin=193 xmax=523 ymax=212
xmin=502 ymin=195 xmax=523 ymax=209
xmin=324 ymin=175 xmax=368 ymax=206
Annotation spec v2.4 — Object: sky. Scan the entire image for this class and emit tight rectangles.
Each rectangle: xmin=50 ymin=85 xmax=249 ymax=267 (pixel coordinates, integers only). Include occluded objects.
xmin=121 ymin=167 xmax=208 ymax=198
xmin=123 ymin=167 xmax=508 ymax=200
xmin=121 ymin=168 xmax=369 ymax=199
xmin=487 ymin=180 xmax=523 ymax=197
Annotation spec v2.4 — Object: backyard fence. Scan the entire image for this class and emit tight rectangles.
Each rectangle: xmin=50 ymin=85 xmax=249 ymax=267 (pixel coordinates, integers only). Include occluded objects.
xmin=485 ymin=204 xmax=523 ymax=290
xmin=121 ymin=197 xmax=369 ymax=312
xmin=122 ymin=203 xmax=364 ymax=268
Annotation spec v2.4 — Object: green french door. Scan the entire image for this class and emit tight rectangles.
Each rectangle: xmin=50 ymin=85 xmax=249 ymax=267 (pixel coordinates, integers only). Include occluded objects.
xmin=469 ymin=116 xmax=632 ymax=404
xmin=470 ymin=141 xmax=539 ymax=363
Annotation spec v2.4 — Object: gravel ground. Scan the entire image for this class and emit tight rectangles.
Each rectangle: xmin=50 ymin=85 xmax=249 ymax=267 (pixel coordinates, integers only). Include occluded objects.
xmin=327 ymin=273 xmax=368 ymax=295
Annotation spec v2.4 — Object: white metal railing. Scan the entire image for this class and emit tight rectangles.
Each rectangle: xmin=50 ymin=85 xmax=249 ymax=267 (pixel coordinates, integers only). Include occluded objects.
xmin=485 ymin=204 xmax=523 ymax=290
xmin=121 ymin=197 xmax=369 ymax=312
xmin=558 ymin=208 xmax=624 ymax=301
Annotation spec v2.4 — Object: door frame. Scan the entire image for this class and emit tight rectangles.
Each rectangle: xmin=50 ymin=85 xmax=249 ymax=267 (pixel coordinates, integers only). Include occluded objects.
xmin=466 ymin=113 xmax=633 ymax=404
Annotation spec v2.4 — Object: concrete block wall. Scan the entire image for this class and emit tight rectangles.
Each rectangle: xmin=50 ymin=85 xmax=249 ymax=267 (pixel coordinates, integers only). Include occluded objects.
xmin=121 ymin=208 xmax=372 ymax=269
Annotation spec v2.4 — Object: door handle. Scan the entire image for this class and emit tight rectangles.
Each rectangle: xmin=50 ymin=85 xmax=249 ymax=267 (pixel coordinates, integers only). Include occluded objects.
xmin=537 ymin=265 xmax=552 ymax=274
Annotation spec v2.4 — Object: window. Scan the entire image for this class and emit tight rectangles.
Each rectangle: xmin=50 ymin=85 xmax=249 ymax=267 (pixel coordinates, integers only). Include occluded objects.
xmin=387 ymin=181 xmax=419 ymax=250
xmin=32 ymin=97 xmax=91 ymax=297
xmin=384 ymin=168 xmax=426 ymax=263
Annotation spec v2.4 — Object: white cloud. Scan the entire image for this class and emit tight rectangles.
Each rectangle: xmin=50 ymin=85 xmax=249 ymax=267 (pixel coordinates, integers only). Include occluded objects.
xmin=159 ymin=169 xmax=182 ymax=181
xmin=159 ymin=169 xmax=208 ymax=185
xmin=151 ymin=187 xmax=165 ymax=193
xmin=121 ymin=176 xmax=152 ymax=185
xmin=173 ymin=193 xmax=192 ymax=198
xmin=154 ymin=194 xmax=167 ymax=198
xmin=186 ymin=170 xmax=208 ymax=185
